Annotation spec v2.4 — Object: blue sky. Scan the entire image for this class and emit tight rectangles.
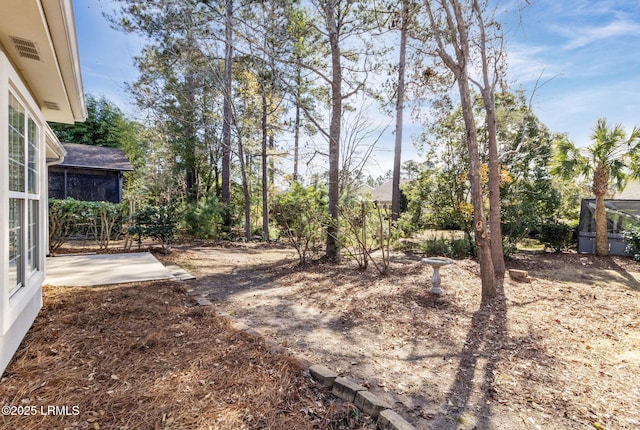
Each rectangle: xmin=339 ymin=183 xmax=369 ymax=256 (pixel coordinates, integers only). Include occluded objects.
xmin=73 ymin=0 xmax=142 ymax=116
xmin=72 ymin=0 xmax=640 ymax=176
xmin=508 ymin=0 xmax=640 ymax=148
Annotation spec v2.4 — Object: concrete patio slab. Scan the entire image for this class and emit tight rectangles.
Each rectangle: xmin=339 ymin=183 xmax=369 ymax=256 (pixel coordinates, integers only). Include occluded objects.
xmin=44 ymin=252 xmax=175 ymax=287
xmin=164 ymin=263 xmax=196 ymax=281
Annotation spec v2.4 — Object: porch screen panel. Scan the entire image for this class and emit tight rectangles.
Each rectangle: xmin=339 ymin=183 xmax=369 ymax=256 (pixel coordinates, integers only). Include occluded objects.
xmin=48 ymin=170 xmax=65 ymax=199
xmin=66 ymin=170 xmax=119 ymax=202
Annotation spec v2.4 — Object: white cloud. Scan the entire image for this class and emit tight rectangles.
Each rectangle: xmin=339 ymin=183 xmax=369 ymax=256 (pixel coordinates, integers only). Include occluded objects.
xmin=555 ymin=17 xmax=640 ymax=50
xmin=529 ymin=75 xmax=640 ymax=146
xmin=506 ymin=43 xmax=566 ymax=85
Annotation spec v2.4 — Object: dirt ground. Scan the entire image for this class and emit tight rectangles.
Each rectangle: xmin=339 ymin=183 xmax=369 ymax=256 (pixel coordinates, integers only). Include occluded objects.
xmin=0 ymin=280 xmax=374 ymax=429
xmin=159 ymin=243 xmax=640 ymax=430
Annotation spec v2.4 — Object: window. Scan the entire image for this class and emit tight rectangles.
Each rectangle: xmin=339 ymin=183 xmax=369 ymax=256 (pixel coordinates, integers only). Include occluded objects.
xmin=8 ymin=199 xmax=22 ymax=292
xmin=9 ymin=94 xmax=25 ymax=193
xmin=27 ymin=200 xmax=38 ymax=276
xmin=7 ymin=92 xmax=39 ymax=295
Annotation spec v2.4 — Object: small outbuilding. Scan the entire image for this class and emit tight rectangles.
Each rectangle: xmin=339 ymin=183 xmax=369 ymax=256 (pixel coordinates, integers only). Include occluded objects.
xmin=48 ymin=143 xmax=133 ymax=203
xmin=577 ymin=199 xmax=640 ymax=255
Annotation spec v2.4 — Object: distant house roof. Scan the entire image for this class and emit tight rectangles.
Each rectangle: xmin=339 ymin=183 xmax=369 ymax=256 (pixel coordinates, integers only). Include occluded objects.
xmin=616 ymin=180 xmax=640 ymax=199
xmin=368 ymin=179 xmax=410 ymax=204
xmin=58 ymin=143 xmax=133 ymax=172
xmin=355 ymin=183 xmax=374 ymax=194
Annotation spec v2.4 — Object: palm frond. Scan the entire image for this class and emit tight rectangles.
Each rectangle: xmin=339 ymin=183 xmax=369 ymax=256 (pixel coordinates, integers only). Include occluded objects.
xmin=609 ymin=159 xmax=628 ymax=191
xmin=549 ymin=135 xmax=587 ymax=179
xmin=589 ymin=118 xmax=628 ymax=165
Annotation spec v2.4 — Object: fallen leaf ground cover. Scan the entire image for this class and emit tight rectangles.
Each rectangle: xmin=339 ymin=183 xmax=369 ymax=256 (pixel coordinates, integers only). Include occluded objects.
xmin=163 ymin=243 xmax=640 ymax=430
xmin=0 ymin=280 xmax=373 ymax=429
xmin=5 ymin=240 xmax=639 ymax=429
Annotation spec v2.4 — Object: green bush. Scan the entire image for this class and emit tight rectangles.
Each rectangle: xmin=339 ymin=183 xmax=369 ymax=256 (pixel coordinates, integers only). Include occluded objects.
xmin=421 ymin=235 xmax=472 ymax=259
xmin=49 ymin=198 xmax=83 ymax=251
xmin=624 ymin=226 xmax=640 ymax=261
xmin=501 ymin=239 xmax=519 ymax=260
xmin=49 ymin=198 xmax=125 ymax=251
xmin=220 ymin=201 xmax=241 ymax=238
xmin=538 ymin=221 xmax=573 ymax=253
xmin=271 ymin=182 xmax=328 ymax=264
xmin=182 ymin=194 xmax=225 ymax=239
xmin=87 ymin=201 xmax=126 ymax=250
xmin=129 ymin=203 xmax=180 ymax=250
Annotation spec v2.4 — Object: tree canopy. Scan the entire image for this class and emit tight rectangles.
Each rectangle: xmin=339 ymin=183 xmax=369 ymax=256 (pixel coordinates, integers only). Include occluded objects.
xmin=551 ymin=119 xmax=640 ymax=256
xmin=54 ymin=0 xmax=639 ymax=297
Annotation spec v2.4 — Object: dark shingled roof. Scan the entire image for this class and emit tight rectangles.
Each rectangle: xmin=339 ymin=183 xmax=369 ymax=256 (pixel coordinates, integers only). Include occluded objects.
xmin=59 ymin=143 xmax=134 ymax=171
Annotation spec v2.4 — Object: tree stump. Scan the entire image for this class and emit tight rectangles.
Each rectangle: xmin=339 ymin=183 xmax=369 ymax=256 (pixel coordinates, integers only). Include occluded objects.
xmin=508 ymin=269 xmax=531 ymax=283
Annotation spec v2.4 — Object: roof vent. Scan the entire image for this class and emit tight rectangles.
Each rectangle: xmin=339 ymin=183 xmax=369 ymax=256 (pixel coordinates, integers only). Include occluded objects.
xmin=42 ymin=101 xmax=61 ymax=111
xmin=10 ymin=36 xmax=41 ymax=61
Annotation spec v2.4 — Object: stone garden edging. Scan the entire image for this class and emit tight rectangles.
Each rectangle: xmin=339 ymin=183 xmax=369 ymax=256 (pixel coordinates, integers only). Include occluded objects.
xmin=187 ymin=289 xmax=416 ymax=430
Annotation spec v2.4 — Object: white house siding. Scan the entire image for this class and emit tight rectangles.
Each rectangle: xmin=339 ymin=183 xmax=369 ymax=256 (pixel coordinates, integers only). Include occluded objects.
xmin=0 ymin=49 xmax=51 ymax=375
xmin=0 ymin=0 xmax=85 ymax=375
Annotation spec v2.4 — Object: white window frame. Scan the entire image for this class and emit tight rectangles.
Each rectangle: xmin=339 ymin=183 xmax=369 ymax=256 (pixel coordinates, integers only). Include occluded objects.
xmin=1 ymin=53 xmax=47 ymax=335
xmin=8 ymin=91 xmax=41 ymax=295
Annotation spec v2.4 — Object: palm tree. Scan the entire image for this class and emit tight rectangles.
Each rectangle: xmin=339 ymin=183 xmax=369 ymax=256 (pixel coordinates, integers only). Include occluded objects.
xmin=551 ymin=119 xmax=640 ymax=256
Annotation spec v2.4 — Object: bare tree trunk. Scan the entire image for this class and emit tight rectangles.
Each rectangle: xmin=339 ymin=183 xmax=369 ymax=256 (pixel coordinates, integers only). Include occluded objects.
xmin=184 ymin=28 xmax=199 ymax=204
xmin=473 ymin=0 xmax=505 ymax=277
xmin=269 ymin=134 xmax=275 ymax=187
xmin=425 ymin=0 xmax=496 ymax=296
xmin=213 ymin=163 xmax=220 ymax=197
xmin=593 ymin=163 xmax=609 ymax=256
xmin=261 ymin=87 xmax=269 ymax=241
xmin=485 ymin=97 xmax=505 ymax=276
xmin=221 ymin=0 xmax=233 ymax=204
xmin=237 ymin=134 xmax=251 ymax=241
xmin=324 ymin=0 xmax=341 ymax=260
xmin=391 ymin=1 xmax=408 ymax=222
xmin=459 ymin=79 xmax=496 ymax=297
xmin=293 ymin=63 xmax=301 ymax=181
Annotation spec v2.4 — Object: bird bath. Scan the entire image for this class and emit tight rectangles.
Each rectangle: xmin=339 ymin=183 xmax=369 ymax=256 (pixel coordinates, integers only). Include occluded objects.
xmin=421 ymin=257 xmax=453 ymax=295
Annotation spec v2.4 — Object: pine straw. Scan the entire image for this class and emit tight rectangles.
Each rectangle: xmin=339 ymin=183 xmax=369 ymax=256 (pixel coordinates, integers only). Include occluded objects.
xmin=0 ymin=281 xmax=373 ymax=429
xmin=167 ymin=244 xmax=640 ymax=429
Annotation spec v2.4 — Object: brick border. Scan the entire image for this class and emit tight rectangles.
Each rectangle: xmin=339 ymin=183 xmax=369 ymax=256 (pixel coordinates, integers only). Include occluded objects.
xmin=187 ymin=290 xmax=416 ymax=430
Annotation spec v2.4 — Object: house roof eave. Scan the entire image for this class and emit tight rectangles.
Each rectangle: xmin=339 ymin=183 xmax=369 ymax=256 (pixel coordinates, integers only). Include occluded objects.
xmin=56 ymin=143 xmax=134 ymax=172
xmin=0 ymin=0 xmax=86 ymax=124
xmin=45 ymin=123 xmax=66 ymax=165
xmin=42 ymin=0 xmax=87 ymax=122
xmin=54 ymin=163 xmax=134 ymax=172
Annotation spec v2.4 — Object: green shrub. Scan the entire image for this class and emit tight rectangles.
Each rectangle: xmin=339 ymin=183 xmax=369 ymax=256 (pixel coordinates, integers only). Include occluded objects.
xmin=49 ymin=198 xmax=83 ymax=251
xmin=220 ymin=201 xmax=241 ymax=238
xmin=182 ymin=194 xmax=225 ymax=239
xmin=624 ymin=226 xmax=640 ymax=261
xmin=86 ymin=201 xmax=126 ymax=250
xmin=538 ymin=221 xmax=573 ymax=253
xmin=501 ymin=240 xmax=519 ymax=260
xmin=49 ymin=198 xmax=125 ymax=251
xmin=271 ymin=182 xmax=328 ymax=264
xmin=129 ymin=203 xmax=180 ymax=250
xmin=421 ymin=235 xmax=472 ymax=259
